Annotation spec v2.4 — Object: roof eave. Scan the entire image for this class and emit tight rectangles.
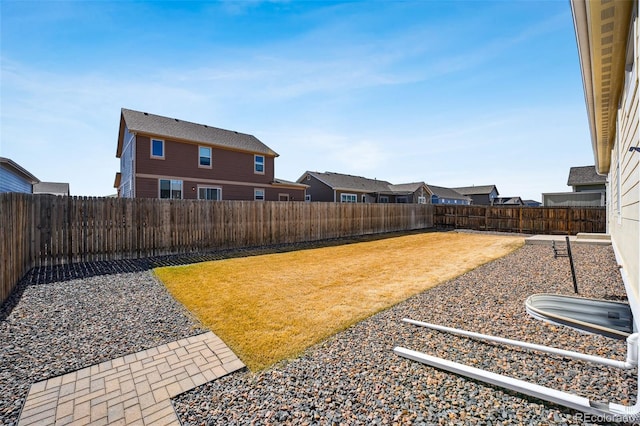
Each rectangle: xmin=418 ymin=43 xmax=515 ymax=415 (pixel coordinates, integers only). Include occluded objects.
xmin=571 ymin=0 xmax=634 ymax=175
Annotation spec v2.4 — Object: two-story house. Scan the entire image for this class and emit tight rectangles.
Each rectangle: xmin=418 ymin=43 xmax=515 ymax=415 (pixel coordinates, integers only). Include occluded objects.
xmin=114 ymin=109 xmax=306 ymax=201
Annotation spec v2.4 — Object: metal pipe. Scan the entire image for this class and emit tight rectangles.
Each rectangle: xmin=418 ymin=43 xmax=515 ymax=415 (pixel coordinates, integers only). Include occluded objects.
xmin=394 ymin=346 xmax=640 ymax=422
xmin=402 ymin=318 xmax=638 ymax=369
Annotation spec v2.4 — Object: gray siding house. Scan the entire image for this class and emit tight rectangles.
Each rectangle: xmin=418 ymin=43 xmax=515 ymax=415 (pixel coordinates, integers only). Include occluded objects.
xmin=452 ymin=185 xmax=499 ymax=205
xmin=426 ymin=185 xmax=471 ymax=205
xmin=297 ymin=171 xmax=430 ymax=203
xmin=542 ymin=165 xmax=606 ymax=207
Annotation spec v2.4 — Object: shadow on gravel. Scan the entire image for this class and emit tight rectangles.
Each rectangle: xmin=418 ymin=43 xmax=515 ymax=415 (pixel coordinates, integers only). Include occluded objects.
xmin=1 ymin=229 xmax=446 ymax=322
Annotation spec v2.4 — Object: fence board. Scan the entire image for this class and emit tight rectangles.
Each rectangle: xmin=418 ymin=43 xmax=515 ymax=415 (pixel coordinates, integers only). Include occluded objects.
xmin=2 ymin=195 xmax=606 ymax=306
xmin=433 ymin=205 xmax=606 ymax=235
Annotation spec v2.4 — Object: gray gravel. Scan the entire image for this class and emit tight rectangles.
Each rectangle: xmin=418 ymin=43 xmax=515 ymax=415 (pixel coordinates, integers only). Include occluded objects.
xmin=0 ymin=272 xmax=206 ymax=426
xmin=1 ymin=239 xmax=635 ymax=425
xmin=173 ymin=243 xmax=634 ymax=425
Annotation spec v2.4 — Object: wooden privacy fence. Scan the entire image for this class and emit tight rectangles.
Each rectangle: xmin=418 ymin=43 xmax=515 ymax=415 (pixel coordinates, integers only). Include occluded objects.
xmin=1 ymin=193 xmax=434 ymax=304
xmin=433 ymin=205 xmax=606 ymax=234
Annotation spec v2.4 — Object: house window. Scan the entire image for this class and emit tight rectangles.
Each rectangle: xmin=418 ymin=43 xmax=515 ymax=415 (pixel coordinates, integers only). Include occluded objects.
xmin=198 ymin=186 xmax=221 ymax=200
xmin=418 ymin=196 xmax=426 ymax=204
xmin=305 ymin=194 xmax=311 ymax=202
xmin=254 ymin=188 xmax=265 ymax=201
xmin=199 ymin=146 xmax=212 ymax=168
xmin=278 ymin=194 xmax=290 ymax=201
xmin=379 ymin=196 xmax=389 ymax=203
xmin=151 ymin=139 xmax=164 ymax=159
xmin=396 ymin=196 xmax=408 ymax=203
xmin=341 ymin=193 xmax=357 ymax=203
xmin=254 ymin=155 xmax=265 ymax=174
xmin=159 ymin=179 xmax=182 ymax=199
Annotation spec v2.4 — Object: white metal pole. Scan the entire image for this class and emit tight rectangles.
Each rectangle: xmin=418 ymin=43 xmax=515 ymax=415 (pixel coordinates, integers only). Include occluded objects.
xmin=402 ymin=318 xmax=638 ymax=369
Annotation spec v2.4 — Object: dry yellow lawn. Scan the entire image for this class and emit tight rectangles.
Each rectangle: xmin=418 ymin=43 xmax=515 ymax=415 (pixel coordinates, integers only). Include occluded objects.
xmin=155 ymin=231 xmax=524 ymax=371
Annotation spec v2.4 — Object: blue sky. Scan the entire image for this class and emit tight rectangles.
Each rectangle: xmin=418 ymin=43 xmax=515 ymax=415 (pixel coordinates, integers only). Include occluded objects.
xmin=1 ymin=0 xmax=593 ymax=201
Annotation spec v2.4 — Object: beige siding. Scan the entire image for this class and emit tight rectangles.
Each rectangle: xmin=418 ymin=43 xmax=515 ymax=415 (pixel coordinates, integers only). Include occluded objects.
xmin=610 ymin=13 xmax=640 ymax=309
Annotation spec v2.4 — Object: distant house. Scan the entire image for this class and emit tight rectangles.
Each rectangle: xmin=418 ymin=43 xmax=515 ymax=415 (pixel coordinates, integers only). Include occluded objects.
xmin=426 ymin=185 xmax=471 ymax=205
xmin=0 ymin=157 xmax=39 ymax=194
xmin=522 ymin=199 xmax=542 ymax=207
xmin=452 ymin=185 xmax=499 ymax=205
xmin=386 ymin=182 xmax=431 ymax=204
xmin=297 ymin=171 xmax=430 ymax=203
xmin=114 ymin=108 xmax=306 ymax=201
xmin=567 ymin=165 xmax=607 ymax=192
xmin=33 ymin=182 xmax=70 ymax=196
xmin=492 ymin=196 xmax=524 ymax=206
xmin=542 ymin=165 xmax=606 ymax=207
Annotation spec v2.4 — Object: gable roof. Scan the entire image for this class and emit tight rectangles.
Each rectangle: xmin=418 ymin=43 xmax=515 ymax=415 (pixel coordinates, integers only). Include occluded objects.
xmin=300 ymin=171 xmax=392 ymax=193
xmin=571 ymin=0 xmax=634 ymax=174
xmin=492 ymin=196 xmax=523 ymax=205
xmin=0 ymin=157 xmax=39 ymax=184
xmin=567 ymin=165 xmax=607 ymax=186
xmin=387 ymin=182 xmax=428 ymax=194
xmin=452 ymin=185 xmax=499 ymax=196
xmin=116 ymin=108 xmax=278 ymax=158
xmin=426 ymin=184 xmax=470 ymax=201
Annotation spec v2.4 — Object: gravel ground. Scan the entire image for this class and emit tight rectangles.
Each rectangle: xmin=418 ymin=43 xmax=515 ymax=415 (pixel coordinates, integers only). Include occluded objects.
xmin=1 ymin=237 xmax=635 ymax=425
xmin=173 ymin=243 xmax=635 ymax=425
xmin=0 ymin=272 xmax=206 ymax=426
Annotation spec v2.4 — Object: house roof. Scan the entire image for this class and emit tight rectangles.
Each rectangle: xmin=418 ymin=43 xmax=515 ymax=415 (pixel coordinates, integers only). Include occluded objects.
xmin=0 ymin=157 xmax=39 ymax=184
xmin=426 ymin=185 xmax=470 ymax=201
xmin=386 ymin=182 xmax=428 ymax=195
xmin=452 ymin=185 xmax=499 ymax=196
xmin=33 ymin=182 xmax=70 ymax=196
xmin=117 ymin=108 xmax=278 ymax=158
xmin=272 ymin=178 xmax=309 ymax=189
xmin=570 ymin=0 xmax=634 ymax=174
xmin=299 ymin=171 xmax=392 ymax=193
xmin=492 ymin=196 xmax=523 ymax=205
xmin=567 ymin=165 xmax=607 ymax=186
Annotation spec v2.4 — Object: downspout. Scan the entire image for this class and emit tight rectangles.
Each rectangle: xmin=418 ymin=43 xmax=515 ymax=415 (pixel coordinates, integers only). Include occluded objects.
xmin=401 ymin=318 xmax=637 ymax=369
xmin=395 ymin=318 xmax=640 ymax=421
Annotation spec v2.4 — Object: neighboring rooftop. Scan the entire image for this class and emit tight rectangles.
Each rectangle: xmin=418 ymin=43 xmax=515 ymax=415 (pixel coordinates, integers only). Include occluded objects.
xmin=452 ymin=185 xmax=499 ymax=196
xmin=567 ymin=165 xmax=607 ymax=187
xmin=301 ymin=171 xmax=393 ymax=193
xmin=426 ymin=184 xmax=471 ymax=201
xmin=117 ymin=108 xmax=278 ymax=158
xmin=492 ymin=196 xmax=523 ymax=206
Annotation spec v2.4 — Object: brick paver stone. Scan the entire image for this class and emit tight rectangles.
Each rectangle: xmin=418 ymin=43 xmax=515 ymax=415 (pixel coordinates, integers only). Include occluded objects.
xmin=18 ymin=332 xmax=244 ymax=426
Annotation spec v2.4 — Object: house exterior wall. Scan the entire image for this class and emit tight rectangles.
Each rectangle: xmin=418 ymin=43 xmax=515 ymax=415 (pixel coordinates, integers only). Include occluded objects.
xmin=302 ymin=175 xmax=336 ymax=202
xmin=468 ymin=194 xmax=489 ymax=205
xmin=132 ymin=135 xmax=289 ymax=200
xmin=574 ymin=184 xmax=606 ymax=192
xmin=135 ymin=177 xmax=304 ymax=201
xmin=335 ymin=190 xmax=368 ymax=203
xmin=542 ymin=191 xmax=605 ymax=207
xmin=119 ymin=125 xmax=135 ymax=198
xmin=0 ymin=167 xmax=33 ymax=193
xmin=135 ymin=135 xmax=275 ymax=184
xmin=431 ymin=196 xmax=469 ymax=205
xmin=609 ymin=10 xmax=639 ymax=309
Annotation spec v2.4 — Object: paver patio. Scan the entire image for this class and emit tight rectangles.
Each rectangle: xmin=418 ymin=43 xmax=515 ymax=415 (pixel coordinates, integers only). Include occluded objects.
xmin=18 ymin=331 xmax=244 ymax=425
